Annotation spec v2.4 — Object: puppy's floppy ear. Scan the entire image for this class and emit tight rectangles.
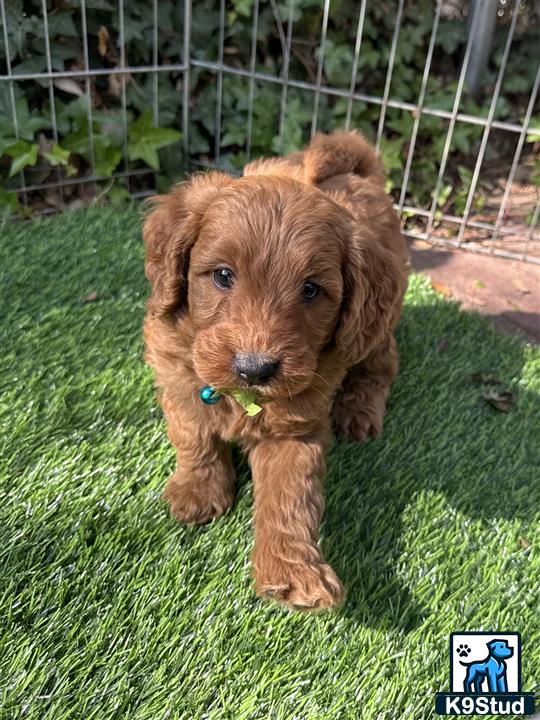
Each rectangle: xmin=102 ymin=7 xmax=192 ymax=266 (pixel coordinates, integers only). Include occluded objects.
xmin=335 ymin=226 xmax=407 ymax=365
xmin=143 ymin=171 xmax=233 ymax=315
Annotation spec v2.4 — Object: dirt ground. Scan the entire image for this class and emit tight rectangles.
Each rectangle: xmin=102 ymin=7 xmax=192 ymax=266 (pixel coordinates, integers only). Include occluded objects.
xmin=410 ymin=240 xmax=540 ymax=344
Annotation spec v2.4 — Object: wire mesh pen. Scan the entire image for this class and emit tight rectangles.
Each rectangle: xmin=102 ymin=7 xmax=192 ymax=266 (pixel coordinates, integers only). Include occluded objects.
xmin=1 ymin=0 xmax=539 ymax=263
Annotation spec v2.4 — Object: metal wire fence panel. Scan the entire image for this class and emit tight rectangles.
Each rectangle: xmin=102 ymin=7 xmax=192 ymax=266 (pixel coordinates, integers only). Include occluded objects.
xmin=1 ymin=0 xmax=539 ymax=263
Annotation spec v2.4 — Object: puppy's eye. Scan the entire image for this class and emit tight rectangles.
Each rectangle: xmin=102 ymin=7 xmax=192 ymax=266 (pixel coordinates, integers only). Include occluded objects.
xmin=301 ymin=280 xmax=320 ymax=303
xmin=213 ymin=268 xmax=235 ymax=289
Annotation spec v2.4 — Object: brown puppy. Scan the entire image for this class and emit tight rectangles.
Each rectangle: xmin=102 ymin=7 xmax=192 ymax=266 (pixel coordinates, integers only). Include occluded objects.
xmin=143 ymin=131 xmax=409 ymax=610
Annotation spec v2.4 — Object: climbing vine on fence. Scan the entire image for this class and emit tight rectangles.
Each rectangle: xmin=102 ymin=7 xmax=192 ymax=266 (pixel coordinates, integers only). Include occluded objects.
xmin=0 ymin=0 xmax=538 ymax=216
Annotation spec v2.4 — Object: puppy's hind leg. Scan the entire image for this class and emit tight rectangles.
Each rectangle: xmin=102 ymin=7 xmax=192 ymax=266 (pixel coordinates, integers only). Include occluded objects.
xmin=333 ymin=335 xmax=398 ymax=443
xmin=161 ymin=393 xmax=235 ymax=524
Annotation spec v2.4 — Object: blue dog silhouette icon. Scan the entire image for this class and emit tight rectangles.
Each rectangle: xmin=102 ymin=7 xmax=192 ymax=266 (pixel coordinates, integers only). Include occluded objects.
xmin=460 ymin=639 xmax=514 ymax=693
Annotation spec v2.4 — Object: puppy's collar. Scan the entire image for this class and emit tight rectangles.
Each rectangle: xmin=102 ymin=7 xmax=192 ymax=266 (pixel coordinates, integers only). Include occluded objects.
xmin=199 ymin=386 xmax=262 ymax=416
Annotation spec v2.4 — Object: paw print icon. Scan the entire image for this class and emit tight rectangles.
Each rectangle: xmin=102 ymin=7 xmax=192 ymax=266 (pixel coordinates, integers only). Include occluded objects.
xmin=456 ymin=643 xmax=471 ymax=658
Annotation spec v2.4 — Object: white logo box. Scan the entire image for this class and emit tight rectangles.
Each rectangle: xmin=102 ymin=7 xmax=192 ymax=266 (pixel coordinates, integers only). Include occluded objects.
xmin=450 ymin=632 xmax=520 ymax=693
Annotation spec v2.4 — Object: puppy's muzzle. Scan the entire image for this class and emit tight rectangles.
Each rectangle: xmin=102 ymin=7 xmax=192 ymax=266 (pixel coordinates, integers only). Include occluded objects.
xmin=233 ymin=353 xmax=279 ymax=386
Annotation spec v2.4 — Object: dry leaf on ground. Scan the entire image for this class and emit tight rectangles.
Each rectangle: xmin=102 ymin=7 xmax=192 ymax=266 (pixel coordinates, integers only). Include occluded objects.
xmin=80 ymin=291 xmax=98 ymax=304
xmin=436 ymin=338 xmax=449 ymax=353
xmin=431 ymin=280 xmax=452 ymax=298
xmin=482 ymin=388 xmax=514 ymax=412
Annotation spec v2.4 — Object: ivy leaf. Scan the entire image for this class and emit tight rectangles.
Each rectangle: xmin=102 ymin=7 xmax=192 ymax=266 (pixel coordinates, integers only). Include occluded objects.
xmin=43 ymin=143 xmax=71 ymax=166
xmin=437 ymin=21 xmax=466 ymax=54
xmin=5 ymin=140 xmax=39 ymax=177
xmin=0 ymin=188 xmax=21 ymax=215
xmin=127 ymin=110 xmax=181 ymax=170
xmin=385 ymin=111 xmax=414 ymax=137
xmin=94 ymin=145 xmax=122 ymax=177
xmin=47 ymin=10 xmax=79 ymax=38
xmin=432 ymin=183 xmax=453 ymax=209
xmin=62 ymin=126 xmax=92 ymax=155
xmin=379 ymin=137 xmax=405 ymax=172
xmin=59 ymin=96 xmax=93 ymax=123
xmin=122 ymin=10 xmax=147 ymax=44
xmin=504 ymin=74 xmax=531 ymax=94
xmin=231 ymin=0 xmax=254 ymax=16
xmin=221 ymin=123 xmax=246 ymax=147
xmin=452 ymin=125 xmax=477 ymax=154
xmin=0 ymin=99 xmax=49 ymax=141
xmin=0 ymin=135 xmax=17 ymax=155
xmin=271 ymin=96 xmax=311 ymax=155
xmin=321 ymin=40 xmax=353 ymax=86
xmin=12 ymin=56 xmax=48 ymax=76
xmin=357 ymin=41 xmax=379 ymax=70
xmin=526 ymin=117 xmax=540 ymax=143
xmin=63 ymin=119 xmax=122 ymax=176
xmin=106 ymin=183 xmax=131 ymax=205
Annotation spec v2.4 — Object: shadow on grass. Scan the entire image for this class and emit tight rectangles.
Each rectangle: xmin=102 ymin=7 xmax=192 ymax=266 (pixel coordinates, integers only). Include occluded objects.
xmin=2 ymin=209 xmax=538 ymax=636
xmin=322 ymin=299 xmax=538 ymax=630
xmin=5 ymin=294 xmax=538 ymax=632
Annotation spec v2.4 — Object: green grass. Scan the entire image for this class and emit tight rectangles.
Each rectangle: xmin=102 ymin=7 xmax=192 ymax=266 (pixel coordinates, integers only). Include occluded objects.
xmin=1 ymin=206 xmax=539 ymax=720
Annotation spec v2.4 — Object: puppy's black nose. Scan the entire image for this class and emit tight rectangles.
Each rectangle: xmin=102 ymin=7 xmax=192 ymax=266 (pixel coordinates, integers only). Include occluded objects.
xmin=233 ymin=353 xmax=279 ymax=385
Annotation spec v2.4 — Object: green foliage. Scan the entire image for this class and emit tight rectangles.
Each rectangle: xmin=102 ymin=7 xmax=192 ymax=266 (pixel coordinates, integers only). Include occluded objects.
xmin=526 ymin=117 xmax=540 ymax=144
xmin=0 ymin=0 xmax=539 ymax=215
xmin=0 ymin=187 xmax=22 ymax=215
xmin=42 ymin=143 xmax=71 ymax=167
xmin=0 ymin=99 xmax=49 ymax=142
xmin=0 ymin=1 xmax=185 ymax=214
xmin=453 ymin=165 xmax=486 ymax=216
xmin=128 ymin=110 xmax=182 ymax=171
xmin=5 ymin=139 xmax=39 ymax=177
xmin=105 ymin=181 xmax=132 ymax=205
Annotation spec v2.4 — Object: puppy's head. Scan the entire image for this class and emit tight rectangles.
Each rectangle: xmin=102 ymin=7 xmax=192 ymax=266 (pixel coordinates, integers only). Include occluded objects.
xmin=144 ymin=172 xmax=403 ymax=398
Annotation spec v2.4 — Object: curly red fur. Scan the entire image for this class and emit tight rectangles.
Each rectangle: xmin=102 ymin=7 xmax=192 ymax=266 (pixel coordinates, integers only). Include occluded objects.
xmin=143 ymin=130 xmax=409 ymax=611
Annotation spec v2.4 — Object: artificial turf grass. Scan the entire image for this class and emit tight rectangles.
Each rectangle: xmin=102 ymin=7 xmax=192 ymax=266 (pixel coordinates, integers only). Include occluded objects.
xmin=0 ymin=205 xmax=539 ymax=720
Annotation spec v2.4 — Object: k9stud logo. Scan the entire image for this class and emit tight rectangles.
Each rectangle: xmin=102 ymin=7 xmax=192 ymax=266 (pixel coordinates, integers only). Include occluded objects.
xmin=435 ymin=632 xmax=536 ymax=716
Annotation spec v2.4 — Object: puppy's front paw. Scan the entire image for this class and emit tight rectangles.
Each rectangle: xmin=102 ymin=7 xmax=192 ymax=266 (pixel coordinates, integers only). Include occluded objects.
xmin=254 ymin=555 xmax=344 ymax=611
xmin=163 ymin=471 xmax=235 ymax=524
